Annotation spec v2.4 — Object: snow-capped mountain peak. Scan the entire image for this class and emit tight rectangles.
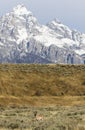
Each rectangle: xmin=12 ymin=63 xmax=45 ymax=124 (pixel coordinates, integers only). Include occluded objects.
xmin=53 ymin=18 xmax=61 ymax=24
xmin=0 ymin=5 xmax=85 ymax=64
xmin=13 ymin=4 xmax=32 ymax=16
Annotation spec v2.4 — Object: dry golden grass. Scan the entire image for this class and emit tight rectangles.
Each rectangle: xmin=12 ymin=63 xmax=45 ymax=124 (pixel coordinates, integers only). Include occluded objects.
xmin=0 ymin=64 xmax=85 ymax=106
xmin=0 ymin=95 xmax=85 ymax=107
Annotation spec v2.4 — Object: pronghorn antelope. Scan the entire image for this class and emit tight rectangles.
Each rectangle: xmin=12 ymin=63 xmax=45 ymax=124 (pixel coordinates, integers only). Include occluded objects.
xmin=33 ymin=111 xmax=44 ymax=121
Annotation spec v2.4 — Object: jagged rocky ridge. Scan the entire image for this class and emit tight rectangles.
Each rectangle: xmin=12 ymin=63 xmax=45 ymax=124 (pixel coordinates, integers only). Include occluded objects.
xmin=0 ymin=4 xmax=85 ymax=64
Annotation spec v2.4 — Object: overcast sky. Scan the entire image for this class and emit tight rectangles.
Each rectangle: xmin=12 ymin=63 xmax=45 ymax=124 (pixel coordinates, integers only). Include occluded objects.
xmin=0 ymin=0 xmax=85 ymax=32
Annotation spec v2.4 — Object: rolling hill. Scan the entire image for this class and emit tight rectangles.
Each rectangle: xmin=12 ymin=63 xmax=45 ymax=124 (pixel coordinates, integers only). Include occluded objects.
xmin=0 ymin=64 xmax=85 ymax=106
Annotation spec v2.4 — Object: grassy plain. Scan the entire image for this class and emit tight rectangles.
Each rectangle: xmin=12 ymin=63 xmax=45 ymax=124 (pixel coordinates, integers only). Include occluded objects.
xmin=0 ymin=64 xmax=85 ymax=129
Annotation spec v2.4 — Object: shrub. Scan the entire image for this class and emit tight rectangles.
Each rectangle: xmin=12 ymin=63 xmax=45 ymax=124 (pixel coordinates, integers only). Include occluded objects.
xmin=35 ymin=90 xmax=42 ymax=96
xmin=82 ymin=81 xmax=85 ymax=85
xmin=8 ymin=123 xmax=19 ymax=129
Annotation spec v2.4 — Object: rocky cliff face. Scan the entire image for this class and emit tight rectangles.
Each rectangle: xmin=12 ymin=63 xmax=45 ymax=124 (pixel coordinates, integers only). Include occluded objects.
xmin=0 ymin=4 xmax=85 ymax=64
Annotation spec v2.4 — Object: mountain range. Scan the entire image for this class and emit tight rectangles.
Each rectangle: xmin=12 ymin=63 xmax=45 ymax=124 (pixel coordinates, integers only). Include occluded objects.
xmin=0 ymin=4 xmax=85 ymax=64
